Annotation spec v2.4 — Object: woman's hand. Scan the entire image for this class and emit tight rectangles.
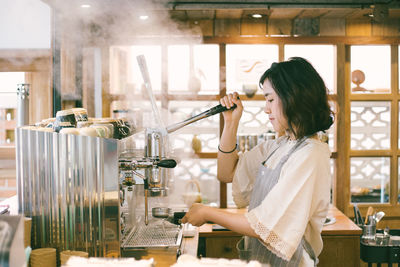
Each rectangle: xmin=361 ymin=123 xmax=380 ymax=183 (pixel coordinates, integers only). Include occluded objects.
xmin=181 ymin=203 xmax=209 ymax=227
xmin=219 ymin=92 xmax=243 ymax=125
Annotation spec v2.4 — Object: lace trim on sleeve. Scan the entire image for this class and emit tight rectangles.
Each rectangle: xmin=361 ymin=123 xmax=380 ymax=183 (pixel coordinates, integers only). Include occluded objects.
xmin=246 ymin=211 xmax=295 ymax=261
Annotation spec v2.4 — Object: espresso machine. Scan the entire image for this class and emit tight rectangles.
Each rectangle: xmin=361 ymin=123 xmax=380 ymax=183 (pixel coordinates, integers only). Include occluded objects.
xmin=119 ymin=103 xmax=236 ymax=258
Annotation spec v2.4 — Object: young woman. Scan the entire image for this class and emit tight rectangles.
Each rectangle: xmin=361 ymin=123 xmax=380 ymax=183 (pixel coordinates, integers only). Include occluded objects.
xmin=181 ymin=57 xmax=334 ymax=266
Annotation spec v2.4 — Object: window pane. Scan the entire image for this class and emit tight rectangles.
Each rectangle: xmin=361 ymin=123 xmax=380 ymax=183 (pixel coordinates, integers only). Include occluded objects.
xmin=226 ymin=45 xmax=278 ymax=94
xmin=168 ymin=44 xmax=219 ymax=94
xmin=351 ymin=157 xmax=389 ymax=203
xmin=129 ymin=45 xmax=162 ymax=92
xmin=285 ymin=45 xmax=335 ymax=93
xmin=239 ymin=100 xmax=272 ymax=135
xmin=351 ymin=101 xmax=390 ymax=150
xmin=351 ymin=45 xmax=391 ymax=93
xmin=398 ymin=157 xmax=400 ymax=203
xmin=327 ymin=101 xmax=337 ymax=151
xmin=194 ymin=45 xmax=219 ymax=94
xmin=330 ymin=159 xmax=335 ymax=204
xmin=168 ymin=45 xmax=190 ymax=92
xmin=0 ymin=72 xmax=24 ymax=145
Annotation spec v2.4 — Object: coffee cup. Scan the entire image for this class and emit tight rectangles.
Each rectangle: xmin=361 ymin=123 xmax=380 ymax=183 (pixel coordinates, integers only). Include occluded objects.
xmin=60 ymin=128 xmax=80 ymax=135
xmin=30 ymin=248 xmax=56 ymax=267
xmin=90 ymin=125 xmax=108 ymax=138
xmin=91 ymin=124 xmax=112 ymax=138
xmin=79 ymin=127 xmax=98 ymax=137
xmin=71 ymin=108 xmax=88 ymax=122
xmin=54 ymin=109 xmax=76 ymax=132
xmin=97 ymin=118 xmax=129 ymax=139
xmin=77 ymin=121 xmax=93 ymax=128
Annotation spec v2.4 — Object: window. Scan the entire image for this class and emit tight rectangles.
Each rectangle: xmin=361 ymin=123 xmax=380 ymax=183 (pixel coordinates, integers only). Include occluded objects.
xmin=226 ymin=44 xmax=278 ymax=94
xmin=168 ymin=45 xmax=219 ymax=94
xmin=285 ymin=45 xmax=335 ymax=93
xmin=0 ymin=72 xmax=24 ymax=145
xmin=351 ymin=45 xmax=391 ymax=93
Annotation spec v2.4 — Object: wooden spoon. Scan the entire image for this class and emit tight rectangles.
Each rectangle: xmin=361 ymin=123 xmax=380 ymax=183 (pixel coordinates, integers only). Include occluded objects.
xmin=365 ymin=206 xmax=374 ymax=225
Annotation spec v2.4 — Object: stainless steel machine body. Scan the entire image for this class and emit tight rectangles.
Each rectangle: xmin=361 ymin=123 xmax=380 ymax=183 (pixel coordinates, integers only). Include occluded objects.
xmin=16 ymin=127 xmax=182 ymax=259
xmin=16 ymin=128 xmax=120 ymax=257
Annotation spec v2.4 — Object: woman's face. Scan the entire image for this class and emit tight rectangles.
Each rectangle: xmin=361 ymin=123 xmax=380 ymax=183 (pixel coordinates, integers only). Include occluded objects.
xmin=262 ymin=79 xmax=288 ymax=135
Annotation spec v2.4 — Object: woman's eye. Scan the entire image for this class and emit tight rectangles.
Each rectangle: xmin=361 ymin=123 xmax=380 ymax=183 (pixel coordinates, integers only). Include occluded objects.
xmin=268 ymin=99 xmax=274 ymax=103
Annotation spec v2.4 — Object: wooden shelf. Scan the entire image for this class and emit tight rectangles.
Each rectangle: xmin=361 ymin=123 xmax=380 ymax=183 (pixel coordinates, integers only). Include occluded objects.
xmin=0 ymin=120 xmax=16 ymax=130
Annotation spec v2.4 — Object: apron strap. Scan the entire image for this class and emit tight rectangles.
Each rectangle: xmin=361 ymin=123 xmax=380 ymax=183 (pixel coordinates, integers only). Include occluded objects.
xmin=262 ymin=136 xmax=308 ymax=166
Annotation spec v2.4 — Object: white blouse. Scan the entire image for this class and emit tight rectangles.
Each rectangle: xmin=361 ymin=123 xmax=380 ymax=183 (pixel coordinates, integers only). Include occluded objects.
xmin=232 ymin=137 xmax=331 ymax=263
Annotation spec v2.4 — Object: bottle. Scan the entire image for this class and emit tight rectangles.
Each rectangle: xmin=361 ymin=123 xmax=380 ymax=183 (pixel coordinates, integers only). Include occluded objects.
xmin=191 ymin=134 xmax=202 ymax=153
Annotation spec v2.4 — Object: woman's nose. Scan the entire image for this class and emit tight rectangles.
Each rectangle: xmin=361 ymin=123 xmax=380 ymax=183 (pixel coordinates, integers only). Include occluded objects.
xmin=264 ymin=106 xmax=271 ymax=114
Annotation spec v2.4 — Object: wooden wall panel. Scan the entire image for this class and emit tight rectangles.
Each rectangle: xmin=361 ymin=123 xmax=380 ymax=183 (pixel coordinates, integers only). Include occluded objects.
xmin=240 ymin=18 xmax=267 ymax=36
xmin=268 ymin=19 xmax=292 ymax=36
xmin=61 ymin=46 xmax=77 ymax=97
xmin=214 ymin=19 xmax=240 ymax=37
xmin=25 ymin=71 xmax=52 ymax=123
xmin=346 ymin=18 xmax=372 ymax=36
xmin=191 ymin=20 xmax=214 ymax=37
xmin=82 ymin=48 xmax=95 ymax=117
xmin=320 ymin=18 xmax=346 ymax=36
xmin=372 ymin=18 xmax=400 ymax=37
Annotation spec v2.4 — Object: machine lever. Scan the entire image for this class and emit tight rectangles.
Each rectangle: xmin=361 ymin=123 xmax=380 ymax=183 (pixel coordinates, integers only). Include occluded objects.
xmin=156 ymin=159 xmax=177 ymax=168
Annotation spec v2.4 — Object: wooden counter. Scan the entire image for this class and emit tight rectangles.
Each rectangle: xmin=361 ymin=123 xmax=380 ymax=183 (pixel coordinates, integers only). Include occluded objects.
xmin=198 ymin=205 xmax=362 ymax=267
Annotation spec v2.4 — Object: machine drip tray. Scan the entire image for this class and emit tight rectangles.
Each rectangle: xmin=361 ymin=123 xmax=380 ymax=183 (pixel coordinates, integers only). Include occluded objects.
xmin=122 ymin=221 xmax=183 ymax=249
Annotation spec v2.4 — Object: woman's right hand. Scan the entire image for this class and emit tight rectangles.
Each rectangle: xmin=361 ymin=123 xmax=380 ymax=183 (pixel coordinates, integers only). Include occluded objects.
xmin=220 ymin=92 xmax=243 ymax=125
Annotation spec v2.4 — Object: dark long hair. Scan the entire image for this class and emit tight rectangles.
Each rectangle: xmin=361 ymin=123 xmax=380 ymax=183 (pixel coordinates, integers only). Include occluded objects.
xmin=259 ymin=57 xmax=334 ymax=139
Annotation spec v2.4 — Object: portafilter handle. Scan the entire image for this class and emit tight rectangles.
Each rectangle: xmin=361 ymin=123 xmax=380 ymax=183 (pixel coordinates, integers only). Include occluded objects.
xmin=130 ymin=158 xmax=177 ymax=170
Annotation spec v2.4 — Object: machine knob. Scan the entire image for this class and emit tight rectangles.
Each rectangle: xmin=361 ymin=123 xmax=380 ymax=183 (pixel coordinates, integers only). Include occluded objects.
xmin=156 ymin=159 xmax=177 ymax=168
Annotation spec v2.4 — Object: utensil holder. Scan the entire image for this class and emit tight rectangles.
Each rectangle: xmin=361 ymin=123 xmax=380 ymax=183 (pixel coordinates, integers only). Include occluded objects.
xmin=362 ymin=225 xmax=376 ymax=241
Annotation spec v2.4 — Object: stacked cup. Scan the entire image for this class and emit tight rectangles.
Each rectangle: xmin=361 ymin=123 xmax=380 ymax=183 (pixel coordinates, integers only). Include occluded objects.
xmin=30 ymin=248 xmax=57 ymax=267
xmin=24 ymin=217 xmax=32 ymax=248
xmin=60 ymin=250 xmax=89 ymax=265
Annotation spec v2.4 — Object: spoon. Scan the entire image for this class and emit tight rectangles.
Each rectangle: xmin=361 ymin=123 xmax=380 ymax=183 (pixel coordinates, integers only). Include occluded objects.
xmin=374 ymin=211 xmax=385 ymax=224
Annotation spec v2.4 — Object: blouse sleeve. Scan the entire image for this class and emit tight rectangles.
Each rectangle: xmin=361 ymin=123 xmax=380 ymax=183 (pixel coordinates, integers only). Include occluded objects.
xmin=245 ymin=142 xmax=331 ymax=261
xmin=231 ymin=140 xmax=272 ymax=208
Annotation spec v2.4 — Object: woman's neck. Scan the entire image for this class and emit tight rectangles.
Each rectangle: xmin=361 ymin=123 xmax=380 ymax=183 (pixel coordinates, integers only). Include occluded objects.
xmin=285 ymin=130 xmax=296 ymax=140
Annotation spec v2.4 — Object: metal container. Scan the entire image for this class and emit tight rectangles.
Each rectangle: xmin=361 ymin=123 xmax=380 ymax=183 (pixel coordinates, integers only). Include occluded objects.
xmin=16 ymin=128 xmax=120 ymax=257
xmin=237 ymin=134 xmax=258 ymax=152
xmin=16 ymin=84 xmax=30 ymax=127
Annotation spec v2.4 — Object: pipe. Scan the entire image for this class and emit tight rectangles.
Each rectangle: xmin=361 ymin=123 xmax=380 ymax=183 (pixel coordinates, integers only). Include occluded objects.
xmin=17 ymin=84 xmax=30 ymax=127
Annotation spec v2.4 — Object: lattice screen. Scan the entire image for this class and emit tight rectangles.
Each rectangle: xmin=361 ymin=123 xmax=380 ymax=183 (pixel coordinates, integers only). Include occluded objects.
xmin=351 ymin=101 xmax=390 ymax=150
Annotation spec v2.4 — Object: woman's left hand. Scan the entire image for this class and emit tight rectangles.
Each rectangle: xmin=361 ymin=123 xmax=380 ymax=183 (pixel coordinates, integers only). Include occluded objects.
xmin=181 ymin=203 xmax=209 ymax=226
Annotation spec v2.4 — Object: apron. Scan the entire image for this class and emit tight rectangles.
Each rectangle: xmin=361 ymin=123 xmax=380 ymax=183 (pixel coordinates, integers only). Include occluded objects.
xmin=246 ymin=137 xmax=318 ymax=267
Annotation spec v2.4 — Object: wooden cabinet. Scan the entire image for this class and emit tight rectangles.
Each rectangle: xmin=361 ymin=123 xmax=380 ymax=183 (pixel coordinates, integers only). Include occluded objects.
xmin=319 ymin=235 xmax=360 ymax=267
xmin=202 ymin=236 xmax=242 ymax=259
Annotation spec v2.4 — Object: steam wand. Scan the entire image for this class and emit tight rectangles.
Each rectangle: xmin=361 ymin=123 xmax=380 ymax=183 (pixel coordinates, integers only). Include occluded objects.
xmin=166 ymin=103 xmax=237 ymax=134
